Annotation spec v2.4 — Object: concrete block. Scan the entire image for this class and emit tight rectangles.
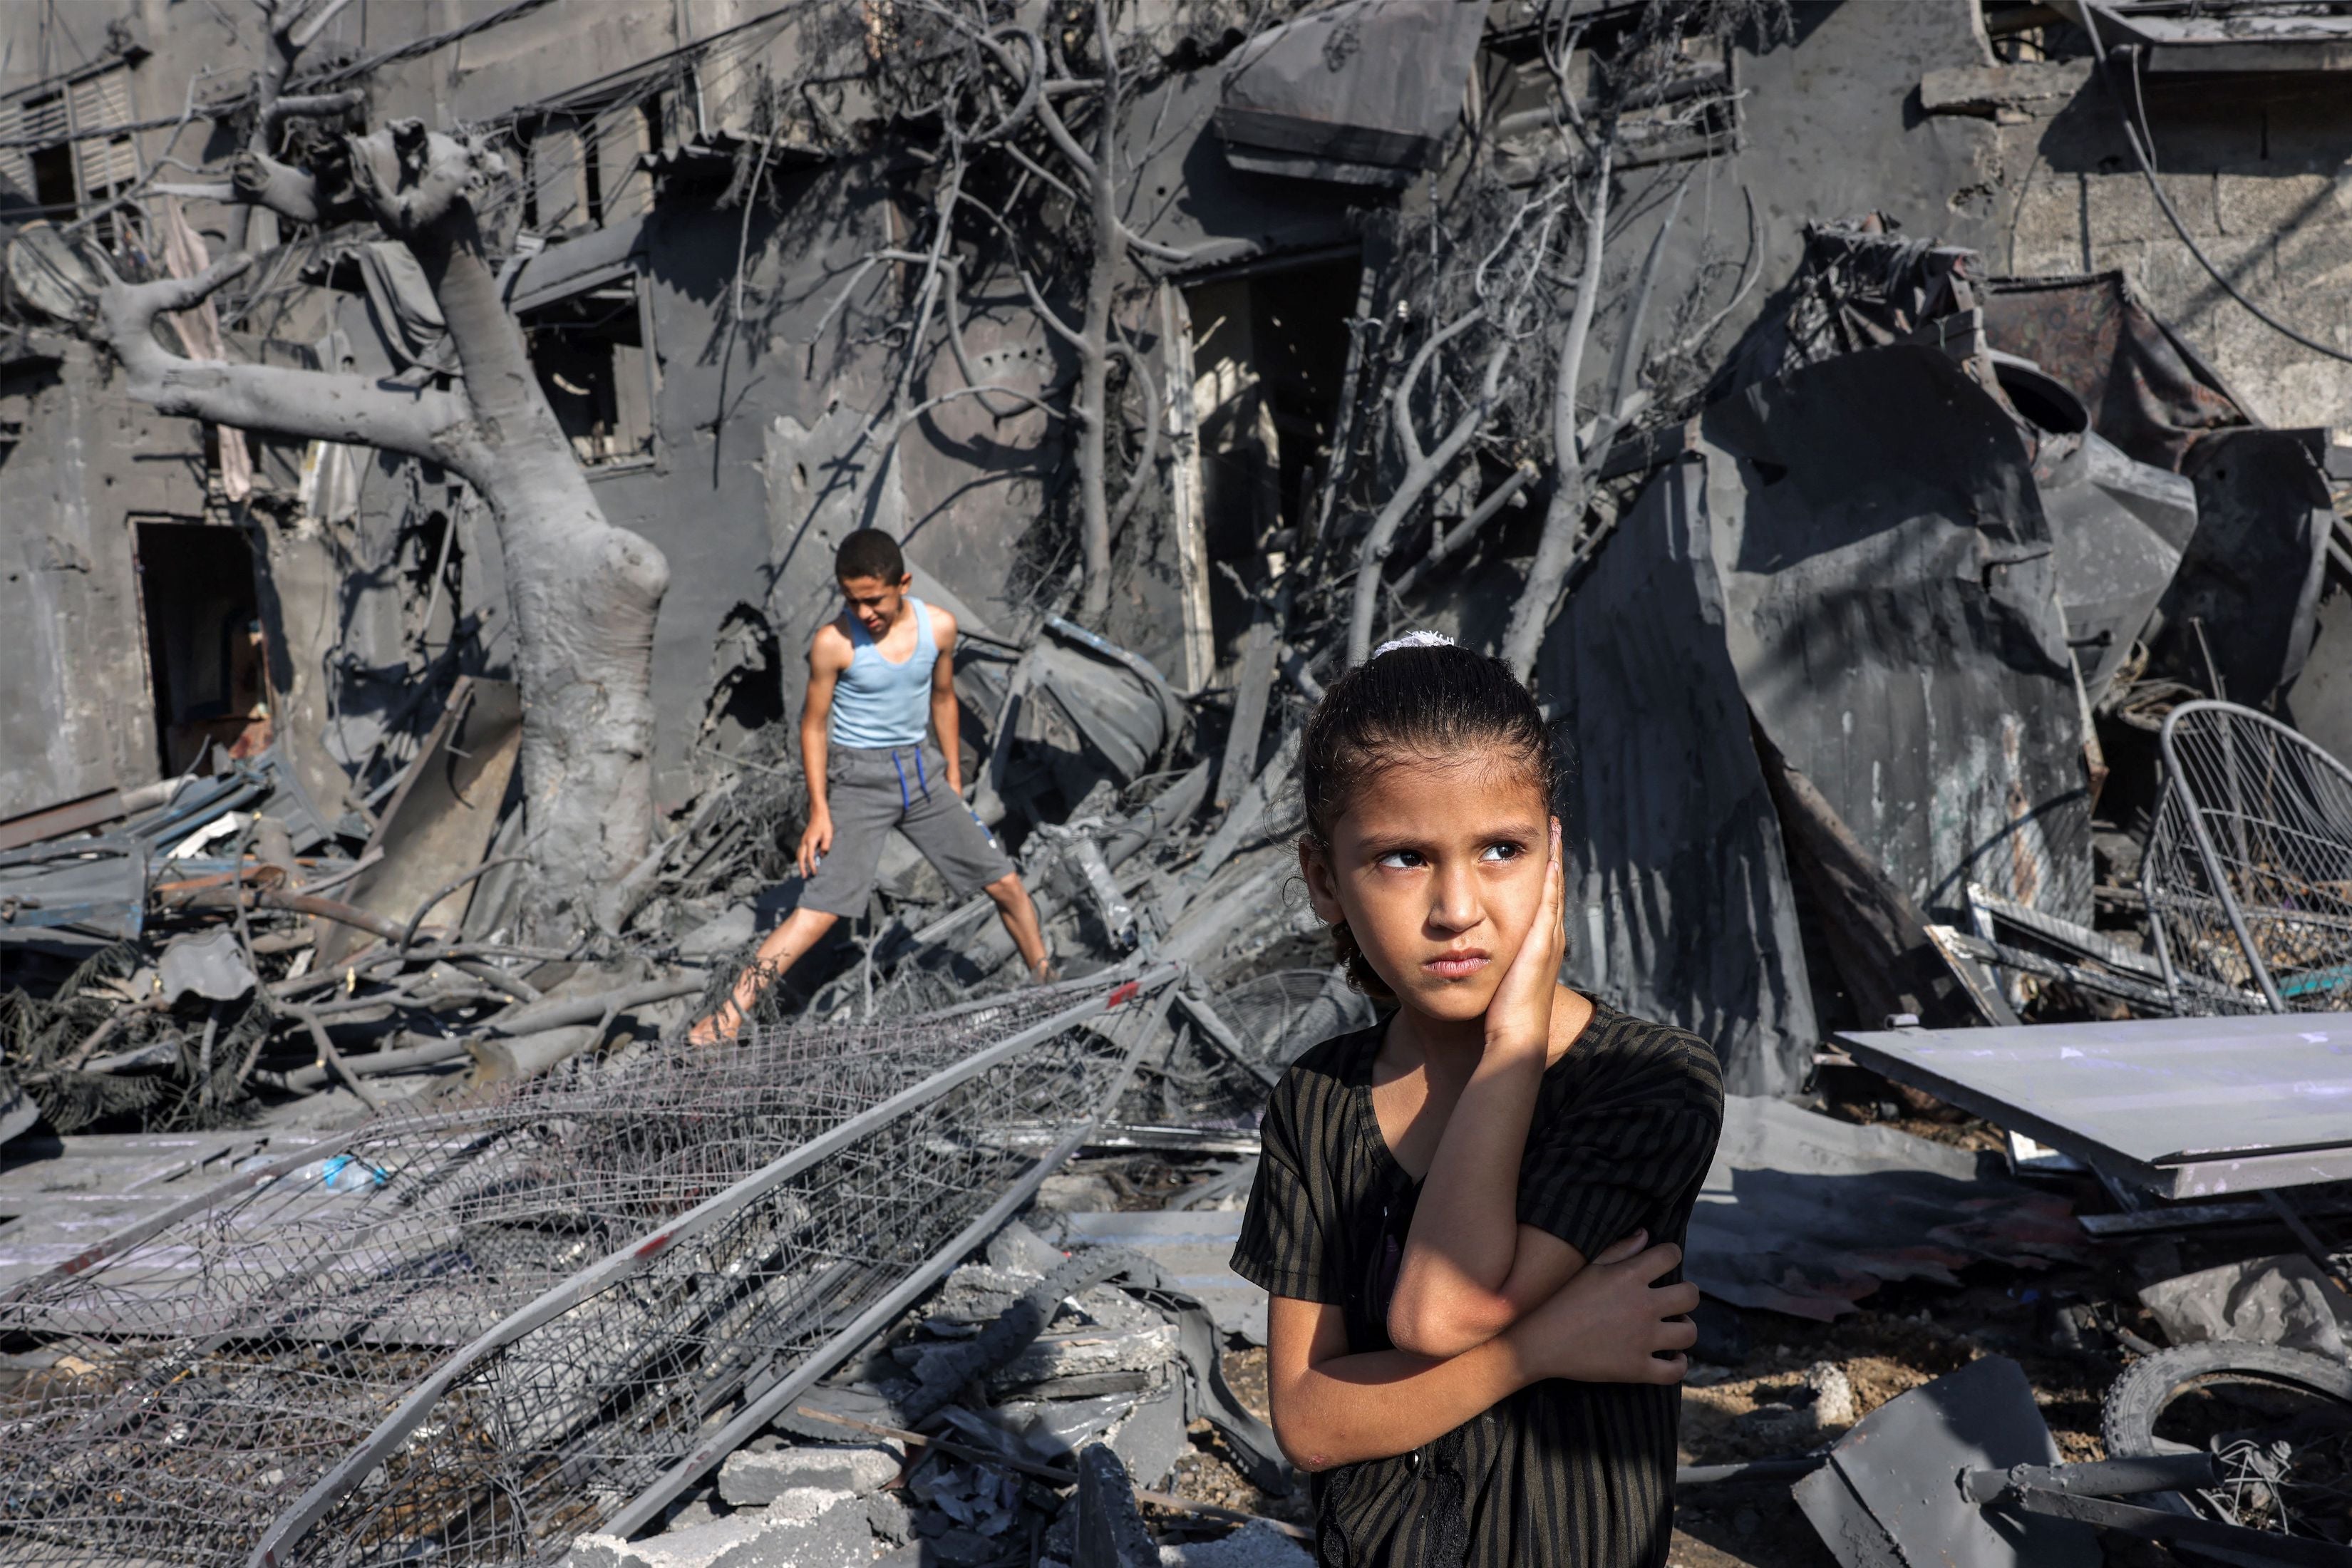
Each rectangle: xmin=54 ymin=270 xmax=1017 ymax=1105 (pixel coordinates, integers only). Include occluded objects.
xmin=928 ymin=1261 xmax=1043 ymax=1325
xmin=2218 ymin=167 xmax=2352 ymax=237
xmin=1919 ymin=62 xmax=2089 ymax=118
xmin=718 ymin=1443 xmax=902 ymax=1505
xmin=1069 ymin=1283 xmax=1165 ymax=1334
xmin=2083 ymin=169 xmax=2218 ymax=244
xmin=1035 ymin=1172 xmax=1120 ymax=1211
xmin=866 ymin=1490 xmax=914 ymax=1545
xmin=564 ymin=1486 xmax=870 ymax=1568
xmin=986 ymin=1322 xmax=1180 ymax=1389
xmin=2007 ymin=174 xmax=2085 ymax=274
xmin=1159 ymin=1521 xmax=1315 ymax=1568
xmin=986 ymin=1218 xmax=1067 ymax=1274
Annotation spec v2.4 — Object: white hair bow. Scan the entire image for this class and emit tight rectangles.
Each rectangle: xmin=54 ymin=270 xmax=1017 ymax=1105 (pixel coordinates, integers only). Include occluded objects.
xmin=1370 ymin=630 xmax=1457 ymax=659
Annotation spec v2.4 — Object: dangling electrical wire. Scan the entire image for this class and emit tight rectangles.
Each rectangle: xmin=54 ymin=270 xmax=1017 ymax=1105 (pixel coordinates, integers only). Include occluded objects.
xmin=2079 ymin=3 xmax=2352 ymax=366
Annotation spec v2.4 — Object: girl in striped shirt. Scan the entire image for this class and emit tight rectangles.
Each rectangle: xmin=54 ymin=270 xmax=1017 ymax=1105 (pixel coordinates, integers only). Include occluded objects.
xmin=1232 ymin=636 xmax=1723 ymax=1567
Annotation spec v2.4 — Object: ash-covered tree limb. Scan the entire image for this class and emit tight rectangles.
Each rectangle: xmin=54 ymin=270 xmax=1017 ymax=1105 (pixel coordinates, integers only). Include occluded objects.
xmin=98 ymin=252 xmax=475 ymax=467
xmin=1348 ymin=312 xmax=1512 ymax=667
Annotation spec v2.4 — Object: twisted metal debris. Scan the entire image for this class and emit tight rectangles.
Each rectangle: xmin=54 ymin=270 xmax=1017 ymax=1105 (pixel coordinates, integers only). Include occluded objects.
xmin=0 ymin=966 xmax=1175 ymax=1567
xmin=2145 ymin=701 xmax=2352 ymax=1015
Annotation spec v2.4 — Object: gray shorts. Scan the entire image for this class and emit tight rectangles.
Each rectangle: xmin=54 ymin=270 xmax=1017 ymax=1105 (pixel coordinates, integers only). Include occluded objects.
xmin=800 ymin=743 xmax=1017 ymax=917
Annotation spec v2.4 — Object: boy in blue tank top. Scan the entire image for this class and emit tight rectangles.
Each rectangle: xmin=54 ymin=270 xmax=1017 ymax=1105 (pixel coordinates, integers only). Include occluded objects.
xmin=691 ymin=530 xmax=1050 ymax=1042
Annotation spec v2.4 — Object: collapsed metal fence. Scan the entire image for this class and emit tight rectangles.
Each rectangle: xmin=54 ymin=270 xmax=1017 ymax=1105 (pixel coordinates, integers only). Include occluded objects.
xmin=0 ymin=966 xmax=1175 ymax=1567
xmin=2145 ymin=701 xmax=2352 ymax=1016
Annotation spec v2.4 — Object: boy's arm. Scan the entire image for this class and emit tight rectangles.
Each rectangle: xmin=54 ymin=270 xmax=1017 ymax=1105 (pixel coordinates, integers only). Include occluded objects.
xmin=927 ymin=608 xmax=964 ymax=794
xmin=1389 ymin=825 xmax=1574 ymax=1358
xmin=798 ymin=627 xmax=849 ymax=877
xmin=1267 ymin=1234 xmax=1696 ymax=1472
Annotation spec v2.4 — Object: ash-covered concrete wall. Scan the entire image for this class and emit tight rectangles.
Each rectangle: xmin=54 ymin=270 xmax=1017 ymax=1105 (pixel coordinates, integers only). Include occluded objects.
xmin=1984 ymin=63 xmax=2352 ymax=438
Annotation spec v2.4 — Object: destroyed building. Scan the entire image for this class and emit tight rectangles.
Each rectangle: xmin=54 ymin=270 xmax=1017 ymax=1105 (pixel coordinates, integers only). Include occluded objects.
xmin=3 ymin=1 xmax=2352 ymax=1566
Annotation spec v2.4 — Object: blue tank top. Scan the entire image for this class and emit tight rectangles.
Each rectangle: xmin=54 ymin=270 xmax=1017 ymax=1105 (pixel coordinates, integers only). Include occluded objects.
xmin=829 ymin=597 xmax=938 ymax=749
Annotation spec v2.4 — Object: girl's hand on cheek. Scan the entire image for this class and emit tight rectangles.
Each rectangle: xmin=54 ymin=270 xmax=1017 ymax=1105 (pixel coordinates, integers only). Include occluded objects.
xmin=1483 ymin=820 xmax=1566 ymax=1061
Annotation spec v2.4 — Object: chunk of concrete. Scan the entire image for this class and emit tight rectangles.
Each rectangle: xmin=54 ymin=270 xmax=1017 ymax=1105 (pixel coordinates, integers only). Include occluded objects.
xmin=1159 ymin=1520 xmax=1316 ymax=1568
xmin=718 ymin=1442 xmax=902 ymax=1505
xmin=988 ymin=1218 xmax=1067 ymax=1275
xmin=928 ymin=1261 xmax=1046 ymax=1325
xmin=564 ymin=1485 xmax=870 ymax=1568
xmin=1106 ymin=1378 xmax=1187 ymax=1490
xmin=986 ymin=1322 xmax=1180 ymax=1391
xmin=866 ymin=1490 xmax=913 ymax=1545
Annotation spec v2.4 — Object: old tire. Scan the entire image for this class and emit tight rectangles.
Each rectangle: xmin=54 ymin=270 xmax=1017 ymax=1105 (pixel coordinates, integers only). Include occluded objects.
xmin=2104 ymin=1341 xmax=2352 ymax=1458
xmin=2102 ymin=1341 xmax=2352 ymax=1547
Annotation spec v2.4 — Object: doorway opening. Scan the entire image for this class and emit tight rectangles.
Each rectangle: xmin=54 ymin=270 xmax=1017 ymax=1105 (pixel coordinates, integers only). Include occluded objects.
xmin=135 ymin=522 xmax=269 ymax=776
xmin=1186 ymin=254 xmax=1359 ymax=667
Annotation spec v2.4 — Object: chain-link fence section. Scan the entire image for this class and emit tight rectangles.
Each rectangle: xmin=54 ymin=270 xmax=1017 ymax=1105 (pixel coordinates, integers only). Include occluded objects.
xmin=0 ymin=967 xmax=1174 ymax=1567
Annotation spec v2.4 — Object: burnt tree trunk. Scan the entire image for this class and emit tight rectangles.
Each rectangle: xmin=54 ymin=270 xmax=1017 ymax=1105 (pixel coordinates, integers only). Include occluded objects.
xmin=97 ymin=124 xmax=666 ymax=929
xmin=405 ymin=210 xmax=666 ymax=917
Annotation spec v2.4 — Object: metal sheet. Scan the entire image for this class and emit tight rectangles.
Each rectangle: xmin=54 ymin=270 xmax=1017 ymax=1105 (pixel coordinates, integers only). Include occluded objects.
xmin=1214 ymin=0 xmax=1487 ymax=187
xmin=315 ymin=676 xmax=521 ymax=966
xmin=1837 ymin=1013 xmax=2352 ymax=1197
xmin=2034 ymin=430 xmax=2193 ymax=702
xmin=1686 ymin=1096 xmax=2082 ymax=1321
xmin=2157 ymin=428 xmax=2332 ymax=710
xmin=1796 ymin=1356 xmax=2098 ymax=1568
xmin=1544 ymin=459 xmax=1817 ymax=1095
xmin=0 ymin=837 xmax=148 ymax=941
xmin=1982 ymin=272 xmax=2249 ymax=475
xmin=1703 ymin=344 xmax=2095 ymax=925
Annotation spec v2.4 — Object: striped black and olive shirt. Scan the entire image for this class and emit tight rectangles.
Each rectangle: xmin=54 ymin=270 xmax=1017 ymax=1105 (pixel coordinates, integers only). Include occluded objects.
xmin=1232 ymin=1002 xmax=1724 ymax=1568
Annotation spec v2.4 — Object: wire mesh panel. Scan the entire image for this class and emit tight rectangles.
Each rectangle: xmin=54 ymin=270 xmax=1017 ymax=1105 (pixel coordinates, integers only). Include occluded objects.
xmin=2143 ymin=701 xmax=2352 ymax=1015
xmin=1217 ymin=968 xmax=1373 ymax=1069
xmin=0 ymin=973 xmax=1164 ymax=1568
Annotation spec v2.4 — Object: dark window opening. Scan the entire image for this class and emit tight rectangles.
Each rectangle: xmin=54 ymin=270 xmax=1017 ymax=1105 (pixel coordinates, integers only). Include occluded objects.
xmin=4 ymin=69 xmax=139 ymax=233
xmin=1187 ymin=256 xmax=1359 ymax=664
xmin=521 ymin=279 xmax=656 ymax=469
xmin=135 ymin=522 xmax=269 ymax=776
xmin=27 ymin=141 xmax=75 ymax=217
xmin=583 ymin=131 xmax=607 ymax=227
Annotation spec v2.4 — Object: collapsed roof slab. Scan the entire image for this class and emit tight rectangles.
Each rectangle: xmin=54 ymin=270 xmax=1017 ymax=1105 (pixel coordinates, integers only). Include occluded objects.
xmin=1837 ymin=1012 xmax=2352 ymax=1199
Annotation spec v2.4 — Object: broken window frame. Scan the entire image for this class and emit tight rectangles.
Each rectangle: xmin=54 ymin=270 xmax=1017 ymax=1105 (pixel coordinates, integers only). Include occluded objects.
xmin=0 ymin=60 xmax=143 ymax=242
xmin=1483 ymin=21 xmax=1742 ymax=185
xmin=514 ymin=262 xmax=663 ymax=476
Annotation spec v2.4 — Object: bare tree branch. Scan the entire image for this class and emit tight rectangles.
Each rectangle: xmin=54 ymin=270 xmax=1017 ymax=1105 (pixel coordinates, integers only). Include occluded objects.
xmin=232 ymin=147 xmax=328 ymax=222
xmin=1107 ymin=336 xmax=1162 ymax=536
xmin=98 ymin=252 xmax=475 ymax=469
xmin=1500 ymin=145 xmax=1615 ymax=681
xmin=1348 ymin=314 xmax=1512 ymax=666
xmin=264 ymin=88 xmax=366 ymax=126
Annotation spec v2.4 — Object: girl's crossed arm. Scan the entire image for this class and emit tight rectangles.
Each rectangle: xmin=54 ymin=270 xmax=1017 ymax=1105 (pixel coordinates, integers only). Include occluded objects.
xmin=1267 ymin=1232 xmax=1696 ymax=1471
